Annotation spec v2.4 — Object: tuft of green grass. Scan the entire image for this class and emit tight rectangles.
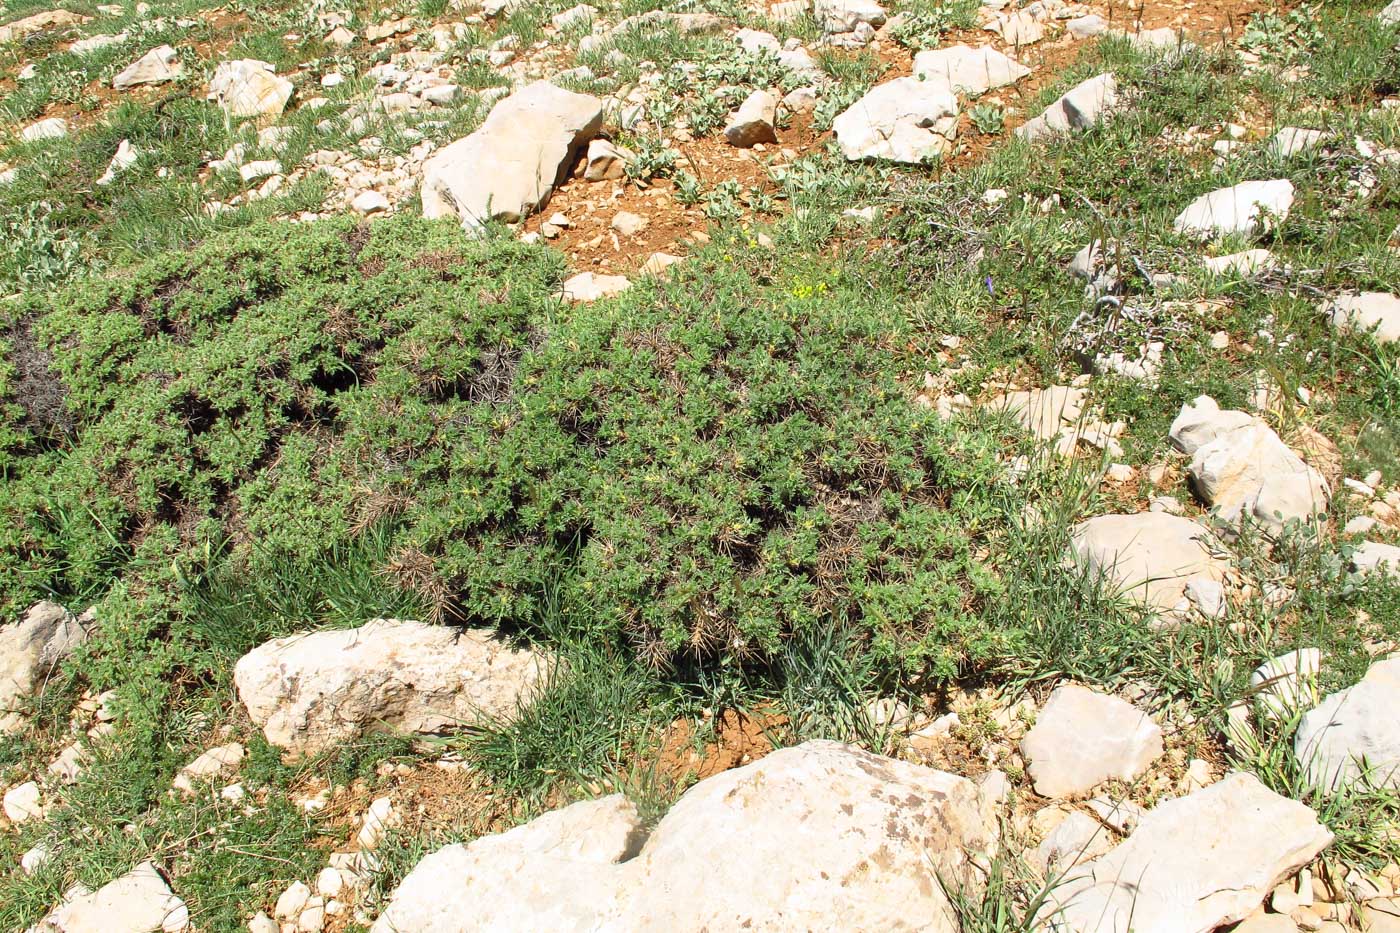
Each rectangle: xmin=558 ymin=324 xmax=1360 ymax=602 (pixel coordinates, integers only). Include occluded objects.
xmin=454 ymin=592 xmax=669 ymax=800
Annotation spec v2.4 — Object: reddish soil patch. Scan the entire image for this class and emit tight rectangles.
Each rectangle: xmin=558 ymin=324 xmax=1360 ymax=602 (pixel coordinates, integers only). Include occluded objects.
xmin=652 ymin=708 xmax=785 ymax=783
xmin=526 ymin=115 xmax=823 ymax=275
xmin=527 ymin=0 xmax=1282 ymax=270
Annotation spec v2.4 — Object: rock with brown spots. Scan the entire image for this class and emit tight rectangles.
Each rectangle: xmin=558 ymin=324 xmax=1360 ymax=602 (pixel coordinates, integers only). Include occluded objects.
xmin=723 ymin=90 xmax=778 ymax=148
xmin=620 ymin=741 xmax=996 ymax=931
xmin=583 ymin=139 xmax=631 ymax=181
xmin=373 ymin=742 xmax=996 ymax=932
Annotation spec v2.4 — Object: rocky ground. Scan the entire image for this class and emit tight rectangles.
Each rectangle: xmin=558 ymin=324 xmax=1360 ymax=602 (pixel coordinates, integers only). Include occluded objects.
xmin=2 ymin=0 xmax=1400 ymax=929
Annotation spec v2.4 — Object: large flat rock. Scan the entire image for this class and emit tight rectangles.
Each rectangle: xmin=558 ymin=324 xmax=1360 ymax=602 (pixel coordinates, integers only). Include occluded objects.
xmin=621 ymin=741 xmax=994 ymax=931
xmin=233 ymin=619 xmax=550 ymax=757
xmin=372 ymin=796 xmax=645 ymax=932
xmin=832 ymin=78 xmax=958 ymax=163
xmin=989 ymin=385 xmax=1085 ymax=443
xmin=0 ymin=10 xmax=90 ymax=43
xmin=30 ymin=862 xmax=187 ymax=933
xmin=112 ymin=45 xmax=182 ymax=90
xmin=912 ymin=44 xmax=1030 ymax=96
xmin=1017 ymin=73 xmax=1118 ymax=141
xmin=373 ymin=741 xmax=997 ymax=932
xmin=1173 ymin=180 xmax=1295 ymax=239
xmin=1068 ymin=512 xmax=1230 ymax=615
xmin=1048 ymin=773 xmax=1333 ymax=932
xmin=421 ymin=81 xmax=602 ymax=229
xmin=1020 ymin=685 xmax=1163 ymax=798
xmin=1295 ymin=657 xmax=1400 ymax=792
xmin=1323 ymin=292 xmax=1400 ymax=345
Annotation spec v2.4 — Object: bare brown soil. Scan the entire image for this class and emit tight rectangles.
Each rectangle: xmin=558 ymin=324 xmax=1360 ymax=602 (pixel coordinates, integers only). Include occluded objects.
xmin=652 ymin=708 xmax=784 ymax=783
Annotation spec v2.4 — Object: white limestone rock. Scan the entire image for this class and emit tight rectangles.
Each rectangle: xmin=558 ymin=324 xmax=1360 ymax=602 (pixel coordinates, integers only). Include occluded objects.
xmin=622 ymin=741 xmax=995 ymax=932
xmin=37 ymin=862 xmax=188 ymax=933
xmin=374 ymin=741 xmax=996 ymax=933
xmin=0 ymin=602 xmax=90 ymax=732
xmin=207 ymin=60 xmax=294 ymax=118
xmin=1068 ymin=512 xmax=1231 ymax=616
xmin=1249 ymin=648 xmax=1321 ymax=721
xmin=20 ymin=118 xmax=69 ymax=142
xmin=233 ymin=619 xmax=550 ymax=757
xmin=985 ymin=9 xmax=1045 ymax=44
xmin=1021 ymin=685 xmax=1163 ymax=798
xmin=4 ymin=781 xmax=44 ymax=823
xmin=0 ymin=10 xmax=90 ymax=44
xmin=1295 ymin=657 xmax=1400 ymax=792
xmin=1323 ymin=292 xmax=1400 ymax=344
xmin=1066 ymin=14 xmax=1107 ymax=38
xmin=112 ymin=45 xmax=182 ymax=89
xmin=1173 ymin=179 xmax=1295 ymax=239
xmin=782 ymin=86 xmax=818 ymax=114
xmin=989 ymin=385 xmax=1085 ymax=443
xmin=583 ymin=139 xmax=631 ymax=181
xmin=561 ymin=272 xmax=631 ymax=303
xmin=813 ymin=0 xmax=886 ymax=32
xmin=1049 ymin=773 xmax=1333 ymax=932
xmin=1169 ymin=396 xmax=1330 ymax=533
xmin=1270 ymin=126 xmax=1327 ymax=159
xmin=1017 ymin=73 xmax=1118 ymax=140
xmin=833 ymin=78 xmax=958 ymax=163
xmin=1035 ymin=810 xmax=1114 ymax=874
xmin=723 ymin=90 xmax=777 ymax=148
xmin=912 ymin=44 xmax=1030 ymax=96
xmin=96 ymin=139 xmax=140 ymax=185
xmin=551 ymin=3 xmax=596 ymax=30
xmin=610 ymin=211 xmax=647 ymax=237
xmin=419 ymin=83 xmax=461 ymax=106
xmin=734 ymin=28 xmax=780 ymax=53
xmin=47 ymin=741 xmax=88 ymax=784
xmin=351 ymin=190 xmax=390 ymax=214
xmin=372 ymin=796 xmax=645 ymax=932
xmin=71 ymin=31 xmax=127 ymax=55
xmin=171 ymin=743 xmax=245 ymax=796
xmin=639 ymin=252 xmax=682 ymax=277
xmin=1203 ymin=248 xmax=1277 ymax=277
xmin=1354 ymin=540 xmax=1400 ymax=577
xmin=420 ymin=81 xmax=602 ymax=229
